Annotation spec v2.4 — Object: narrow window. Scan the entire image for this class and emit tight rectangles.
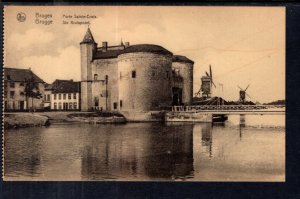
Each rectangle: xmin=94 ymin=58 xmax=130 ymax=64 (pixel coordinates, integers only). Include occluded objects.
xmin=59 ymin=94 xmax=61 ymax=100
xmin=47 ymin=94 xmax=50 ymax=101
xmin=113 ymin=102 xmax=117 ymax=109
xmin=105 ymin=75 xmax=109 ymax=84
xmin=73 ymin=93 xmax=76 ymax=99
xmin=132 ymin=70 xmax=136 ymax=78
xmin=54 ymin=94 xmax=57 ymax=100
xmin=74 ymin=102 xmax=77 ymax=109
xmin=10 ymin=91 xmax=14 ymax=98
xmin=10 ymin=82 xmax=15 ymax=88
xmin=151 ymin=71 xmax=155 ymax=77
xmin=120 ymin=100 xmax=123 ymax=108
xmin=94 ymin=74 xmax=98 ymax=80
xmin=54 ymin=102 xmax=57 ymax=110
xmin=68 ymin=93 xmax=71 ymax=99
xmin=58 ymin=102 xmax=62 ymax=110
xmin=63 ymin=94 xmax=66 ymax=100
xmin=69 ymin=102 xmax=73 ymax=110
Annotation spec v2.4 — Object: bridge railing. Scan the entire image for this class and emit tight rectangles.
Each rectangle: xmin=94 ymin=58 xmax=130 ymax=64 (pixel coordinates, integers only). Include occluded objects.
xmin=170 ymin=105 xmax=285 ymax=112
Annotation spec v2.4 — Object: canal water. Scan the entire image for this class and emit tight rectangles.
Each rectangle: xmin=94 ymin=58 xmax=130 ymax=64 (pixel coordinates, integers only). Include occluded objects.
xmin=4 ymin=115 xmax=285 ymax=181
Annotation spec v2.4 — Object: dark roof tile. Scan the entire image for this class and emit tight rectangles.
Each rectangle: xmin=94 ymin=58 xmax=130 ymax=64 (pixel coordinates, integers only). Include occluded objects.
xmin=4 ymin=67 xmax=45 ymax=83
xmin=51 ymin=80 xmax=80 ymax=93
xmin=121 ymin=44 xmax=173 ymax=56
xmin=93 ymin=49 xmax=122 ymax=59
xmin=172 ymin=55 xmax=194 ymax=64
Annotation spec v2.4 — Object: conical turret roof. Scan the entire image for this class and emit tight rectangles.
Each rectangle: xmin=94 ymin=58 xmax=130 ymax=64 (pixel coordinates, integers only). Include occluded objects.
xmin=80 ymin=27 xmax=96 ymax=44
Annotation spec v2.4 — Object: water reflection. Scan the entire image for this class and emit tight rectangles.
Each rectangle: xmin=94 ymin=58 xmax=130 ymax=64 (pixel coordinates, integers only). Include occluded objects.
xmin=4 ymin=114 xmax=285 ymax=181
xmin=201 ymin=123 xmax=212 ymax=158
xmin=4 ymin=129 xmax=43 ymax=177
xmin=80 ymin=124 xmax=194 ymax=180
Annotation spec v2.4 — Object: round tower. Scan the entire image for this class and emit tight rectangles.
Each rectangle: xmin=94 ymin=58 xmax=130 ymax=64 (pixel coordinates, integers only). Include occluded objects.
xmin=117 ymin=44 xmax=173 ymax=120
xmin=172 ymin=55 xmax=194 ymax=105
xmin=80 ymin=27 xmax=97 ymax=111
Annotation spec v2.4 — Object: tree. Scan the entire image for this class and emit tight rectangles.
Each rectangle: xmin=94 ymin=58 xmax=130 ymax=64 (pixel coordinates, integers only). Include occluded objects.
xmin=24 ymin=73 xmax=42 ymax=111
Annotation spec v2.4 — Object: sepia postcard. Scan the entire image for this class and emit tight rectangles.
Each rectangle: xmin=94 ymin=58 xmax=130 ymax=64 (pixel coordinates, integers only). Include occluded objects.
xmin=2 ymin=6 xmax=285 ymax=181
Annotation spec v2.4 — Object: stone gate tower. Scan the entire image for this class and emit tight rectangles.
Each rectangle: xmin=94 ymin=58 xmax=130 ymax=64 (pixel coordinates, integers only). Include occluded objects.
xmin=80 ymin=28 xmax=97 ymax=111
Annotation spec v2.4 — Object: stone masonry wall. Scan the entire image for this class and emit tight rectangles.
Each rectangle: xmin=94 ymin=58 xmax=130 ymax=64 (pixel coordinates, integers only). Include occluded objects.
xmin=118 ymin=52 xmax=173 ymax=113
xmin=172 ymin=62 xmax=193 ymax=105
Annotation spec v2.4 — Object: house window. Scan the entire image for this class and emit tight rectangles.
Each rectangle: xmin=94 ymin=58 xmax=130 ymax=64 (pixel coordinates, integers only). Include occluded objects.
xmin=152 ymin=71 xmax=155 ymax=77
xmin=74 ymin=102 xmax=77 ymax=109
xmin=63 ymin=94 xmax=66 ymax=100
xmin=69 ymin=102 xmax=73 ymax=110
xmin=20 ymin=92 xmax=24 ymax=96
xmin=10 ymin=91 xmax=14 ymax=98
xmin=54 ymin=94 xmax=57 ymax=100
xmin=54 ymin=102 xmax=57 ymax=110
xmin=58 ymin=94 xmax=61 ymax=100
xmin=7 ymin=75 xmax=10 ymax=80
xmin=47 ymin=94 xmax=50 ymax=101
xmin=73 ymin=93 xmax=76 ymax=99
xmin=105 ymin=75 xmax=109 ymax=84
xmin=58 ymin=102 xmax=62 ymax=110
xmin=10 ymin=82 xmax=15 ymax=88
xmin=68 ymin=93 xmax=71 ymax=99
xmin=20 ymin=82 xmax=24 ymax=86
xmin=113 ymin=102 xmax=117 ymax=110
xmin=120 ymin=100 xmax=123 ymax=108
xmin=132 ymin=70 xmax=136 ymax=78
xmin=94 ymin=74 xmax=98 ymax=80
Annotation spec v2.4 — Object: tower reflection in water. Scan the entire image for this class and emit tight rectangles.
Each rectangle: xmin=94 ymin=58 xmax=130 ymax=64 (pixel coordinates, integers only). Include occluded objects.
xmin=200 ymin=123 xmax=213 ymax=158
xmin=81 ymin=123 xmax=194 ymax=180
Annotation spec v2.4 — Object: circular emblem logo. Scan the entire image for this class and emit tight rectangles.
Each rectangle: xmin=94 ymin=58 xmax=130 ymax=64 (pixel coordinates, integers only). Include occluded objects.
xmin=17 ymin=12 xmax=26 ymax=22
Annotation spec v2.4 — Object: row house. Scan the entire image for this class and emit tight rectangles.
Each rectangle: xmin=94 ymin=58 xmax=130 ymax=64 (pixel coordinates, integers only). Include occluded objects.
xmin=4 ymin=67 xmax=45 ymax=111
xmin=45 ymin=79 xmax=81 ymax=111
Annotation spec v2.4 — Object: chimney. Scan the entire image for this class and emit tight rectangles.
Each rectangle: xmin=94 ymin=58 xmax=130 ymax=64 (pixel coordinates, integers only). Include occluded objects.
xmin=102 ymin=42 xmax=108 ymax=52
xmin=125 ymin=42 xmax=130 ymax=47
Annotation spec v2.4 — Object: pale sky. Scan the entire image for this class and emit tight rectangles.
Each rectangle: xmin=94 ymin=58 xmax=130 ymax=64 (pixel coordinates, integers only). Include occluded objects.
xmin=4 ymin=6 xmax=285 ymax=103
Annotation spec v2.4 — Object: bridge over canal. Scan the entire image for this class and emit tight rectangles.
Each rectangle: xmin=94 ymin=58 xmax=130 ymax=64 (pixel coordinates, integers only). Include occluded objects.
xmin=170 ymin=105 xmax=285 ymax=115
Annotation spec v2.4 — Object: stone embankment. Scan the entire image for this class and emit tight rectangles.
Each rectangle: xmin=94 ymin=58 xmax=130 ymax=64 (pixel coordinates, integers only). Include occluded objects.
xmin=4 ymin=113 xmax=50 ymax=129
xmin=4 ymin=111 xmax=127 ymax=129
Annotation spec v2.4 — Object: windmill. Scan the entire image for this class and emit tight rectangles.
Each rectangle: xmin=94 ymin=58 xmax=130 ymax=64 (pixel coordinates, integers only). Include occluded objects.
xmin=201 ymin=65 xmax=216 ymax=98
xmin=195 ymin=65 xmax=216 ymax=98
xmin=238 ymin=84 xmax=251 ymax=103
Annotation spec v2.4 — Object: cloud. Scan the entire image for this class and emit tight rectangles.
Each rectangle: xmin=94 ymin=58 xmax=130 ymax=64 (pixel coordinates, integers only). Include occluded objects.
xmin=7 ymin=28 xmax=55 ymax=51
xmin=20 ymin=45 xmax=80 ymax=83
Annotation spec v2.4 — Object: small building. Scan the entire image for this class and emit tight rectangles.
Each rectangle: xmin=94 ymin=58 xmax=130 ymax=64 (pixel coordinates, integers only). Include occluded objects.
xmin=4 ymin=67 xmax=45 ymax=111
xmin=48 ymin=79 xmax=81 ymax=111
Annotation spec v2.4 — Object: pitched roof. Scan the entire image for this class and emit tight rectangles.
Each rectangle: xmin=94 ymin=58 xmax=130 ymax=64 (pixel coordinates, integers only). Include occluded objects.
xmin=121 ymin=44 xmax=173 ymax=56
xmin=172 ymin=55 xmax=194 ymax=64
xmin=93 ymin=49 xmax=123 ymax=59
xmin=93 ymin=44 xmax=173 ymax=60
xmin=4 ymin=67 xmax=45 ymax=83
xmin=51 ymin=80 xmax=80 ymax=93
xmin=80 ymin=27 xmax=96 ymax=44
